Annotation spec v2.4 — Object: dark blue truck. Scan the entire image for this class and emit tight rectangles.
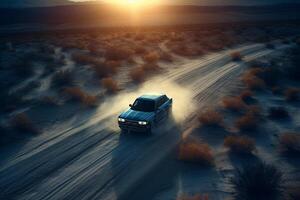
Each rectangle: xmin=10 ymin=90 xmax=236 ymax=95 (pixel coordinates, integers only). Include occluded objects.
xmin=118 ymin=94 xmax=173 ymax=133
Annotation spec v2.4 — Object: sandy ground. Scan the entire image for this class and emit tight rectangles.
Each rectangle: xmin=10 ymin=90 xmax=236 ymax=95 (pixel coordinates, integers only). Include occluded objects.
xmin=0 ymin=41 xmax=295 ymax=200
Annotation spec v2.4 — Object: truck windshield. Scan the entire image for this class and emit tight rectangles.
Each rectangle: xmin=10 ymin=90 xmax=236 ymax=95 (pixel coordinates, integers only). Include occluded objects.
xmin=132 ymin=99 xmax=155 ymax=112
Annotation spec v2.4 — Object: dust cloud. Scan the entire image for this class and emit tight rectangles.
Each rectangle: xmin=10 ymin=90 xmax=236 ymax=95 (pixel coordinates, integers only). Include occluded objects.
xmin=95 ymin=76 xmax=197 ymax=130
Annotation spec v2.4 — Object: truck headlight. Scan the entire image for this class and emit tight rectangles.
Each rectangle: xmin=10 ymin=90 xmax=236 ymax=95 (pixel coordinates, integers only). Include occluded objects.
xmin=118 ymin=118 xmax=126 ymax=122
xmin=138 ymin=121 xmax=148 ymax=125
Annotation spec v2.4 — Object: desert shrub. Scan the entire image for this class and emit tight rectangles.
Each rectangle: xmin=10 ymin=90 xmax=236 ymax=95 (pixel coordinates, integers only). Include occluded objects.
xmin=82 ymin=95 xmax=98 ymax=107
xmin=231 ymin=51 xmax=243 ymax=61
xmin=231 ymin=162 xmax=284 ymax=200
xmin=241 ymin=69 xmax=266 ymax=90
xmin=222 ymin=96 xmax=246 ymax=111
xmin=178 ymin=140 xmax=214 ymax=166
xmin=105 ymin=46 xmax=133 ymax=61
xmin=129 ymin=67 xmax=145 ymax=83
xmin=72 ymin=53 xmax=96 ymax=65
xmin=279 ymin=133 xmax=300 ymax=155
xmin=177 ymin=194 xmax=209 ymax=200
xmin=268 ymin=107 xmax=289 ymax=119
xmin=240 ymin=90 xmax=254 ymax=103
xmin=11 ymin=113 xmax=39 ymax=134
xmin=246 ymin=105 xmax=262 ymax=117
xmin=101 ymin=77 xmax=119 ymax=94
xmin=63 ymin=87 xmax=97 ymax=107
xmin=91 ymin=60 xmax=119 ymax=79
xmin=134 ymin=46 xmax=147 ymax=54
xmin=160 ymin=52 xmax=173 ymax=62
xmin=52 ymin=70 xmax=74 ymax=88
xmin=224 ymin=135 xmax=255 ymax=154
xmin=198 ymin=109 xmax=223 ymax=126
xmin=143 ymin=51 xmax=160 ymax=63
xmin=284 ymin=88 xmax=300 ymax=101
xmin=235 ymin=112 xmax=258 ymax=131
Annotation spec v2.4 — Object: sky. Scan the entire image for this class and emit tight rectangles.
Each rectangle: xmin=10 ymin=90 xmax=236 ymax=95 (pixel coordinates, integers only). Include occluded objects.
xmin=72 ymin=0 xmax=299 ymax=5
xmin=0 ymin=0 xmax=299 ymax=8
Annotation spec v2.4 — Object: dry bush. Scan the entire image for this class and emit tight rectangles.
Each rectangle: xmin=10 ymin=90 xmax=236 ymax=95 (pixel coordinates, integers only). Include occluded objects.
xmin=11 ymin=113 xmax=39 ymax=134
xmin=222 ymin=96 xmax=246 ymax=111
xmin=82 ymin=95 xmax=98 ymax=107
xmin=52 ymin=70 xmax=74 ymax=88
xmin=198 ymin=109 xmax=223 ymax=126
xmin=91 ymin=60 xmax=119 ymax=79
xmin=177 ymin=194 xmax=209 ymax=200
xmin=241 ymin=70 xmax=266 ymax=90
xmin=240 ymin=90 xmax=254 ymax=103
xmin=134 ymin=46 xmax=147 ymax=54
xmin=63 ymin=87 xmax=97 ymax=107
xmin=235 ymin=113 xmax=258 ymax=131
xmin=160 ymin=51 xmax=173 ymax=62
xmin=129 ymin=67 xmax=145 ymax=83
xmin=231 ymin=51 xmax=243 ymax=61
xmin=279 ymin=133 xmax=300 ymax=155
xmin=284 ymin=88 xmax=300 ymax=101
xmin=231 ymin=162 xmax=284 ymax=200
xmin=224 ymin=135 xmax=255 ymax=154
xmin=105 ymin=46 xmax=134 ymax=61
xmin=101 ymin=77 xmax=119 ymax=94
xmin=143 ymin=51 xmax=160 ymax=63
xmin=268 ymin=107 xmax=289 ymax=119
xmin=178 ymin=140 xmax=214 ymax=166
xmin=246 ymin=105 xmax=262 ymax=117
xmin=72 ymin=53 xmax=95 ymax=65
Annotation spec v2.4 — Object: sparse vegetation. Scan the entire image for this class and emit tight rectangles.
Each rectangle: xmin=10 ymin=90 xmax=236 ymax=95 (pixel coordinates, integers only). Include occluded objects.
xmin=143 ymin=51 xmax=160 ymax=63
xmin=239 ymin=90 xmax=254 ymax=103
xmin=284 ymin=87 xmax=300 ymax=101
xmin=279 ymin=133 xmax=300 ymax=155
xmin=63 ymin=87 xmax=97 ymax=107
xmin=101 ymin=77 xmax=119 ymax=94
xmin=130 ymin=67 xmax=145 ymax=83
xmin=224 ymin=135 xmax=255 ymax=154
xmin=231 ymin=162 xmax=284 ymax=200
xmin=222 ymin=96 xmax=246 ymax=111
xmin=178 ymin=140 xmax=214 ymax=166
xmin=241 ymin=68 xmax=265 ymax=90
xmin=11 ymin=113 xmax=39 ymax=134
xmin=231 ymin=51 xmax=243 ymax=61
xmin=198 ymin=109 xmax=223 ymax=127
xmin=235 ymin=112 xmax=258 ymax=131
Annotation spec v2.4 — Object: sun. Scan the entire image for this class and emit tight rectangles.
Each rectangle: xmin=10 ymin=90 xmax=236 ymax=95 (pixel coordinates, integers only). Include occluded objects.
xmin=110 ymin=0 xmax=156 ymax=7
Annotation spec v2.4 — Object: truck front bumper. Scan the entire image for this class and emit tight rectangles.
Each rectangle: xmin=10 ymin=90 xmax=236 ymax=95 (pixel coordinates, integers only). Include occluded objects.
xmin=118 ymin=121 xmax=151 ymax=132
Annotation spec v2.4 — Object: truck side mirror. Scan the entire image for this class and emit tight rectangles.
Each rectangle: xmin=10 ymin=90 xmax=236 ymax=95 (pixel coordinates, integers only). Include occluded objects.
xmin=129 ymin=104 xmax=133 ymax=107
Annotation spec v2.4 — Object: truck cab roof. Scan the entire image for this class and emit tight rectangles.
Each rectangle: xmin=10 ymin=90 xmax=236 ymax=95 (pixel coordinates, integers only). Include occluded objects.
xmin=138 ymin=94 xmax=166 ymax=102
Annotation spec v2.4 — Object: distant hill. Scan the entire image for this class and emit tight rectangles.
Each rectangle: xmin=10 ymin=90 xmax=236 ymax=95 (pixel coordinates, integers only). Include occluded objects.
xmin=0 ymin=0 xmax=73 ymax=8
xmin=1 ymin=3 xmax=300 ymax=35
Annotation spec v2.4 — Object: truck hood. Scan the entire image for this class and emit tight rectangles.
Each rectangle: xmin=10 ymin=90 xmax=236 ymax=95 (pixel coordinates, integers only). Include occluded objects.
xmin=119 ymin=109 xmax=155 ymax=122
